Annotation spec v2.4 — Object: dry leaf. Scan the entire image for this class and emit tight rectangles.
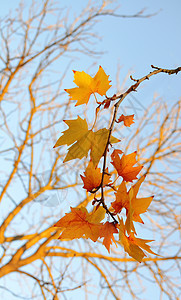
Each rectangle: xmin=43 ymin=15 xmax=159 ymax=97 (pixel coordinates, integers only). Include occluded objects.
xmin=65 ymin=66 xmax=111 ymax=106
xmin=54 ymin=206 xmax=105 ymax=242
xmin=117 ymin=114 xmax=134 ymax=127
xmin=111 ymin=150 xmax=143 ymax=182
xmin=80 ymin=161 xmax=111 ymax=192
xmin=54 ymin=116 xmax=119 ymax=165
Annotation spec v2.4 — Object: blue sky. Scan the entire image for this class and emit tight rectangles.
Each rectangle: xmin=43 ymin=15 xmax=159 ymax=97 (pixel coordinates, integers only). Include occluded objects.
xmin=66 ymin=0 xmax=181 ymax=108
xmin=1 ymin=0 xmax=180 ymax=103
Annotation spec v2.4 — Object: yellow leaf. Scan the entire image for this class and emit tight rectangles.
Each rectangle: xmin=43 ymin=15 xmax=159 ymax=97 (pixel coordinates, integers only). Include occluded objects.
xmin=53 ymin=116 xmax=88 ymax=147
xmin=90 ymin=66 xmax=111 ymax=96
xmin=65 ymin=66 xmax=111 ymax=106
xmin=64 ymin=130 xmax=93 ymax=162
xmin=54 ymin=116 xmax=119 ymax=164
xmin=90 ymin=128 xmax=108 ymax=165
xmin=88 ymin=206 xmax=106 ymax=224
xmin=91 ymin=128 xmax=120 ymax=165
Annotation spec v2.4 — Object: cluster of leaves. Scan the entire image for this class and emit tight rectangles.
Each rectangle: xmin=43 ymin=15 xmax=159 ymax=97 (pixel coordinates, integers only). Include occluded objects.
xmin=54 ymin=66 xmax=157 ymax=262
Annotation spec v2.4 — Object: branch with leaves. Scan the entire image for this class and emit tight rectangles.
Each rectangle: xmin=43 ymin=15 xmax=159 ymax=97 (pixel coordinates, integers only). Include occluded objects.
xmin=1 ymin=1 xmax=180 ymax=299
xmin=53 ymin=65 xmax=181 ymax=262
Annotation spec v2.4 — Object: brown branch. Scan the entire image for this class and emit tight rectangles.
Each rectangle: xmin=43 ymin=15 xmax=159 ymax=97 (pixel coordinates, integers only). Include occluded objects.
xmin=99 ymin=65 xmax=181 ymax=221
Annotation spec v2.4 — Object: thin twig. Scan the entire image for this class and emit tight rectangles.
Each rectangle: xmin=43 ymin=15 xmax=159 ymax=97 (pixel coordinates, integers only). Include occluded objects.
xmin=99 ymin=65 xmax=181 ymax=222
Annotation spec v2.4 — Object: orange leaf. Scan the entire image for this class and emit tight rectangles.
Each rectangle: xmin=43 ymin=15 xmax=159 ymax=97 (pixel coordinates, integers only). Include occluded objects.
xmin=129 ymin=176 xmax=154 ymax=224
xmin=129 ymin=233 xmax=157 ymax=256
xmin=111 ymin=149 xmax=123 ymax=160
xmin=65 ymin=66 xmax=111 ymax=106
xmin=111 ymin=181 xmax=129 ymax=214
xmin=80 ymin=161 xmax=111 ymax=192
xmin=54 ymin=206 xmax=105 ymax=242
xmin=125 ymin=207 xmax=136 ymax=235
xmin=113 ymin=176 xmax=153 ymax=227
xmin=118 ymin=218 xmax=157 ymax=262
xmin=117 ymin=114 xmax=134 ymax=127
xmin=99 ymin=221 xmax=118 ymax=252
xmin=111 ymin=150 xmax=143 ymax=182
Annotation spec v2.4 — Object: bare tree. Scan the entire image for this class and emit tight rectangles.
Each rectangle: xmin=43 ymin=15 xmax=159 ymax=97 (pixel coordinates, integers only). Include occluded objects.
xmin=0 ymin=1 xmax=180 ymax=299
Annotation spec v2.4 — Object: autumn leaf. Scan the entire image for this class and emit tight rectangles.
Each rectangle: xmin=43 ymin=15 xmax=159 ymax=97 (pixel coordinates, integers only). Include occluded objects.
xmin=117 ymin=114 xmax=134 ymax=127
xmin=99 ymin=221 xmax=118 ymax=252
xmin=111 ymin=149 xmax=123 ymax=160
xmin=131 ymin=234 xmax=157 ymax=256
xmin=54 ymin=116 xmax=119 ymax=165
xmin=80 ymin=161 xmax=111 ymax=192
xmin=111 ymin=181 xmax=129 ymax=214
xmin=111 ymin=150 xmax=143 ymax=182
xmin=65 ymin=66 xmax=111 ymax=106
xmin=91 ymin=128 xmax=120 ymax=165
xmin=118 ymin=217 xmax=157 ymax=262
xmin=54 ymin=206 xmax=105 ymax=242
xmin=111 ymin=182 xmax=135 ymax=234
xmin=128 ymin=176 xmax=154 ymax=224
xmin=88 ymin=205 xmax=106 ymax=223
xmin=54 ymin=116 xmax=93 ymax=162
xmin=112 ymin=176 xmax=153 ymax=226
xmin=125 ymin=206 xmax=136 ymax=235
xmin=53 ymin=116 xmax=89 ymax=148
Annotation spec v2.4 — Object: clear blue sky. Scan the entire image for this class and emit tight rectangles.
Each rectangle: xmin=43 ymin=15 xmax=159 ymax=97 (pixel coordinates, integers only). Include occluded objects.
xmin=1 ymin=0 xmax=181 ymax=98
xmin=62 ymin=0 xmax=181 ymax=105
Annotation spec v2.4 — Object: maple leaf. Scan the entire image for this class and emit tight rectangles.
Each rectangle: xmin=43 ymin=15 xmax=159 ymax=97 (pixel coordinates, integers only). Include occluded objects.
xmin=54 ymin=206 xmax=105 ymax=242
xmin=111 ymin=181 xmax=129 ymax=214
xmin=54 ymin=116 xmax=119 ymax=165
xmin=118 ymin=218 xmax=157 ymax=262
xmin=99 ymin=221 xmax=118 ymax=252
xmin=80 ymin=161 xmax=111 ymax=192
xmin=91 ymin=128 xmax=119 ymax=165
xmin=88 ymin=205 xmax=106 ymax=223
xmin=128 ymin=176 xmax=154 ymax=224
xmin=112 ymin=176 xmax=153 ymax=227
xmin=124 ymin=206 xmax=136 ymax=235
xmin=53 ymin=116 xmax=89 ymax=148
xmin=117 ymin=114 xmax=134 ymax=127
xmin=53 ymin=116 xmax=92 ymax=161
xmin=111 ymin=183 xmax=135 ymax=234
xmin=110 ymin=149 xmax=123 ymax=160
xmin=65 ymin=66 xmax=111 ymax=106
xmin=111 ymin=150 xmax=143 ymax=182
